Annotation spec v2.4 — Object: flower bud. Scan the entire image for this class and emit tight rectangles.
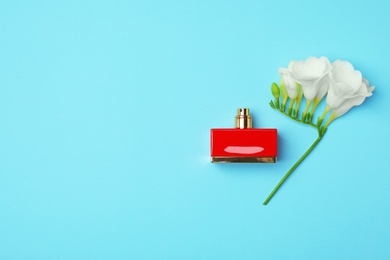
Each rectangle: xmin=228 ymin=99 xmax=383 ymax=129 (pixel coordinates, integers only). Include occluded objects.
xmin=271 ymin=83 xmax=280 ymax=99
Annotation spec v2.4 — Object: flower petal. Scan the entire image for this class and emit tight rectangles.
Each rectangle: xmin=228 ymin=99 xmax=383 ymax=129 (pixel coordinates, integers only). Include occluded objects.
xmin=332 ymin=60 xmax=362 ymax=94
xmin=281 ymin=75 xmax=298 ymax=99
xmin=315 ymin=75 xmax=330 ymax=100
xmin=290 ymin=56 xmax=331 ymax=100
xmin=331 ymin=94 xmax=368 ymax=117
xmin=278 ymin=67 xmax=288 ymax=77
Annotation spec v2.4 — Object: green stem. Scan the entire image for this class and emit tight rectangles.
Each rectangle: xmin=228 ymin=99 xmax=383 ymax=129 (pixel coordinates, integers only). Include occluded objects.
xmin=324 ymin=112 xmax=337 ymax=129
xmin=263 ymin=134 xmax=323 ymax=205
xmin=310 ymin=97 xmax=321 ymax=115
xmin=319 ymin=106 xmax=330 ymax=121
xmin=303 ymin=99 xmax=313 ymax=115
xmin=288 ymin=98 xmax=296 ymax=110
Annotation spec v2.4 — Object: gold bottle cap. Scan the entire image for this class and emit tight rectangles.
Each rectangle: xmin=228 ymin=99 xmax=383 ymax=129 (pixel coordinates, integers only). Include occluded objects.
xmin=235 ymin=108 xmax=252 ymax=129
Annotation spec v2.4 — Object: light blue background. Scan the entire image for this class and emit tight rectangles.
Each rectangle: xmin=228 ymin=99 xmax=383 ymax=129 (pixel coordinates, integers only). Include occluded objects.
xmin=1 ymin=1 xmax=389 ymax=259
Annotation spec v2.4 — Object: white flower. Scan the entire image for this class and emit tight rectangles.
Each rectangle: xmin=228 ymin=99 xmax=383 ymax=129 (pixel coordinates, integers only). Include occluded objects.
xmin=278 ymin=67 xmax=299 ymax=99
xmin=314 ymin=76 xmax=330 ymax=100
xmin=289 ymin=57 xmax=332 ymax=101
xmin=326 ymin=60 xmax=374 ymax=117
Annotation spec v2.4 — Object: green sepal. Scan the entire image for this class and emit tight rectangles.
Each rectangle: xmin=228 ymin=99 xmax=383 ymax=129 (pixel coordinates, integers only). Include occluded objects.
xmin=316 ymin=117 xmax=323 ymax=127
xmin=307 ymin=113 xmax=312 ymax=123
xmin=294 ymin=109 xmax=299 ymax=119
xmin=302 ymin=112 xmax=307 ymax=122
xmin=320 ymin=127 xmax=327 ymax=137
xmin=288 ymin=107 xmax=292 ymax=116
xmin=269 ymin=100 xmax=275 ymax=109
xmin=275 ymin=99 xmax=280 ymax=109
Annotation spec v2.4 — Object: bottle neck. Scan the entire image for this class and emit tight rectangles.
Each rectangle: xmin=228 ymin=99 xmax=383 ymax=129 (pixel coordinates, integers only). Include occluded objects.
xmin=235 ymin=108 xmax=252 ymax=129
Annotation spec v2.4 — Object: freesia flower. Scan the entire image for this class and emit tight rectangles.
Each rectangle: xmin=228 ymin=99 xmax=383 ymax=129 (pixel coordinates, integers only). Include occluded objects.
xmin=279 ymin=57 xmax=332 ymax=120
xmin=289 ymin=56 xmax=332 ymax=101
xmin=265 ymin=56 xmax=375 ymax=205
xmin=278 ymin=64 xmax=303 ymax=117
xmin=326 ymin=60 xmax=375 ymax=117
xmin=315 ymin=76 xmax=330 ymax=101
xmin=278 ymin=67 xmax=299 ymax=99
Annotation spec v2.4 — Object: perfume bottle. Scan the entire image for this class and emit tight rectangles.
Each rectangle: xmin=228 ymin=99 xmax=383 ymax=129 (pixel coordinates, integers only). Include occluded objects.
xmin=210 ymin=108 xmax=277 ymax=163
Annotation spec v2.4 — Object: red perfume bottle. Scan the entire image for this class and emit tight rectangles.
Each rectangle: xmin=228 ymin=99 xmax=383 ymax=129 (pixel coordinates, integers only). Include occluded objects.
xmin=210 ymin=108 xmax=277 ymax=163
